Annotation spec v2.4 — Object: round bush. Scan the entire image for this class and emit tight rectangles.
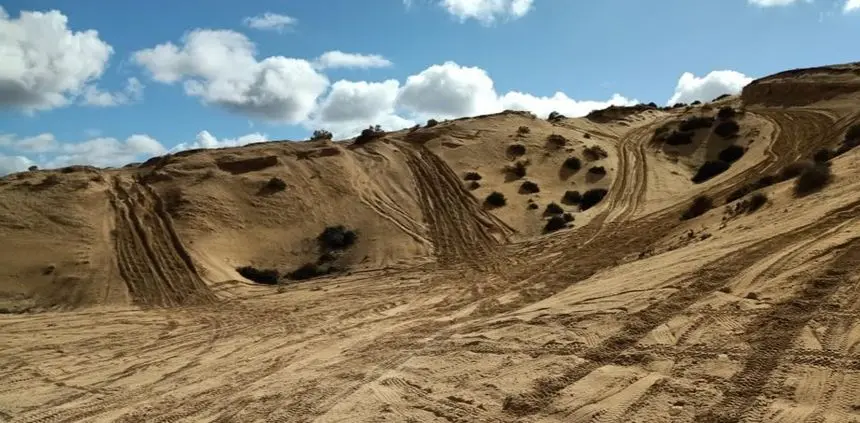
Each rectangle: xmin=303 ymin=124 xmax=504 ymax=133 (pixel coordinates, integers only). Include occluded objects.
xmin=718 ymin=145 xmax=746 ymax=164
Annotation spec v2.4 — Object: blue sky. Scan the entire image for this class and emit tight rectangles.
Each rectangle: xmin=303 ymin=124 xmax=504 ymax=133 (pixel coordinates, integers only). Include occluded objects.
xmin=1 ymin=0 xmax=859 ymax=173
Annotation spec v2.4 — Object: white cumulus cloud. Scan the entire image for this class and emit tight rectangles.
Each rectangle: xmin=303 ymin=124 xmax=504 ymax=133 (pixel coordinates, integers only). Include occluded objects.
xmin=748 ymin=0 xmax=805 ymax=6
xmin=845 ymin=0 xmax=860 ymax=12
xmin=311 ymin=80 xmax=414 ymax=139
xmin=0 ymin=6 xmax=114 ymax=113
xmin=0 ymin=154 xmax=35 ymax=175
xmin=667 ymin=70 xmax=754 ymax=105
xmin=132 ymin=29 xmax=329 ymax=123
xmin=81 ymin=77 xmax=145 ymax=107
xmin=440 ymin=0 xmax=534 ymax=24
xmin=0 ymin=132 xmax=167 ymax=171
xmin=315 ymin=51 xmax=393 ymax=69
xmin=398 ymin=62 xmax=500 ymax=118
xmin=242 ymin=12 xmax=297 ymax=32
xmin=171 ymin=131 xmax=268 ymax=152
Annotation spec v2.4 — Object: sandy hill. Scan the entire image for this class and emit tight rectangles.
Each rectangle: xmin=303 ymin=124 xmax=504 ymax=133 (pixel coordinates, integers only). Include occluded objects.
xmin=2 ymin=62 xmax=860 ymax=422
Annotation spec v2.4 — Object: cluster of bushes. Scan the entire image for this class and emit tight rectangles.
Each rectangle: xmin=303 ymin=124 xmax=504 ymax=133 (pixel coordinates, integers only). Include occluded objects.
xmin=542 ymin=202 xmax=574 ymax=233
xmin=311 ymin=129 xmax=333 ymax=141
xmin=665 ymin=131 xmax=694 ymax=146
xmin=588 ymin=166 xmax=607 ymax=176
xmin=504 ymin=159 xmax=530 ymax=180
xmin=583 ymin=145 xmax=609 ymax=161
xmin=794 ymin=163 xmax=832 ymax=197
xmin=548 ymin=111 xmax=566 ymax=122
xmin=355 ymin=125 xmax=385 ymax=145
xmin=238 ymin=226 xmax=360 ymax=285
xmin=678 ymin=116 xmax=714 ymax=132
xmin=729 ymin=192 xmax=768 ymax=216
xmin=288 ymin=226 xmax=359 ymax=281
xmin=714 ymin=120 xmax=740 ymax=138
xmin=717 ymin=107 xmax=736 ymax=120
xmin=518 ymin=126 xmax=530 ymax=135
xmin=726 ymin=159 xmax=834 ymax=207
xmin=691 ymin=144 xmax=747 ymax=184
xmin=264 ymin=177 xmax=287 ymax=192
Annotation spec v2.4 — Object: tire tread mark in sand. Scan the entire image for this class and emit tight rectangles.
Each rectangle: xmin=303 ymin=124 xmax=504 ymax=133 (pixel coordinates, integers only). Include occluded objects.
xmin=403 ymin=145 xmax=511 ymax=268
xmin=109 ymin=177 xmax=215 ymax=307
xmin=696 ymin=236 xmax=860 ymax=422
xmin=502 ymin=199 xmax=860 ymax=416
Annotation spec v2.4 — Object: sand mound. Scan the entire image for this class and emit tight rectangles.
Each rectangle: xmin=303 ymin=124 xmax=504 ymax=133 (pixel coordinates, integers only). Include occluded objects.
xmin=5 ymin=62 xmax=860 ymax=422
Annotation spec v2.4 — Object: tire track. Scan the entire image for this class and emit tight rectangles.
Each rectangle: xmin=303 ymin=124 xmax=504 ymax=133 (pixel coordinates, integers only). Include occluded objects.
xmin=108 ymin=177 xmax=215 ymax=307
xmin=403 ymin=144 xmax=513 ymax=269
xmin=696 ymin=236 xmax=860 ymax=422
xmin=501 ymin=198 xmax=860 ymax=416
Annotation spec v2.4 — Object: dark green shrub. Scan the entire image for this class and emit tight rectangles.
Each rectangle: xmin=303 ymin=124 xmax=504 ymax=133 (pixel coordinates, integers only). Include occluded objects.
xmin=665 ymin=131 xmax=694 ymax=146
xmin=237 ymin=266 xmax=280 ymax=285
xmin=562 ymin=190 xmax=581 ymax=205
xmin=583 ymin=145 xmax=608 ymax=161
xmin=813 ymin=148 xmax=832 ymax=163
xmin=464 ymin=172 xmax=482 ymax=181
xmin=691 ymin=161 xmax=730 ymax=183
xmin=678 ymin=116 xmax=714 ymax=131
xmin=354 ymin=125 xmax=385 ymax=145
xmin=544 ymin=215 xmax=568 ymax=233
xmin=517 ymin=126 xmax=530 ymax=135
xmin=318 ymin=226 xmax=357 ymax=251
xmin=544 ymin=202 xmax=564 ymax=216
xmin=714 ymin=120 xmax=740 ymax=138
xmin=681 ymin=195 xmax=713 ymax=220
xmin=485 ymin=192 xmax=507 ymax=207
xmin=580 ymin=188 xmax=608 ymax=211
xmin=426 ymin=119 xmax=439 ymax=128
xmin=505 ymin=160 xmax=529 ymax=179
xmin=507 ymin=143 xmax=526 ymax=158
xmin=311 ymin=129 xmax=333 ymax=141
xmin=794 ymin=164 xmax=832 ymax=197
xmin=562 ymin=157 xmax=582 ymax=172
xmin=717 ymin=107 xmax=736 ymax=120
xmin=546 ymin=134 xmax=568 ymax=147
xmin=747 ymin=192 xmax=768 ymax=213
xmin=519 ymin=180 xmax=540 ymax=194
xmin=718 ymin=145 xmax=746 ymax=164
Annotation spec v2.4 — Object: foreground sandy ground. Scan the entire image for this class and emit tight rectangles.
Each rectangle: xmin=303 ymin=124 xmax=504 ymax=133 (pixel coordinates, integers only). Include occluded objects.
xmin=3 ymin=66 xmax=860 ymax=422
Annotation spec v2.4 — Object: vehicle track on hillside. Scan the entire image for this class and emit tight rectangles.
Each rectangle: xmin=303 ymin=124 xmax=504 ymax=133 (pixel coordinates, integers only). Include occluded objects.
xmin=108 ymin=177 xmax=216 ymax=307
xmin=500 ymin=198 xmax=860 ymax=416
xmin=403 ymin=145 xmax=513 ymax=269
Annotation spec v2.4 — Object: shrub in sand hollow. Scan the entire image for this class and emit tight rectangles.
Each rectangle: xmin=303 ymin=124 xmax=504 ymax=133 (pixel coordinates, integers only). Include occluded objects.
xmin=714 ymin=120 xmax=740 ymax=138
xmin=507 ymin=143 xmax=527 ymax=158
xmin=519 ymin=180 xmax=540 ymax=194
xmin=544 ymin=215 xmax=568 ymax=233
xmin=718 ymin=145 xmax=746 ymax=164
xmin=544 ymin=202 xmax=564 ymax=216
xmin=505 ymin=160 xmax=529 ymax=179
xmin=485 ymin=192 xmax=507 ymax=207
xmin=681 ymin=195 xmax=713 ymax=221
xmin=678 ymin=116 xmax=714 ymax=132
xmin=691 ymin=161 xmax=730 ymax=184
xmin=562 ymin=190 xmax=582 ymax=205
xmin=794 ymin=164 xmax=832 ymax=197
xmin=237 ymin=266 xmax=280 ymax=285
xmin=464 ymin=171 xmax=482 ymax=181
xmin=580 ymin=188 xmax=608 ymax=211
xmin=562 ymin=156 xmax=582 ymax=172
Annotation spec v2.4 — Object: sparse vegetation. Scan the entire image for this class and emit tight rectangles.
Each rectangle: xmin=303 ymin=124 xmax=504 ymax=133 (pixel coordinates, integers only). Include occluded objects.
xmin=546 ymin=134 xmax=568 ymax=147
xmin=714 ymin=120 xmax=740 ymax=138
xmin=464 ymin=172 xmax=483 ymax=181
xmin=747 ymin=192 xmax=768 ymax=213
xmin=507 ymin=143 xmax=527 ymax=158
xmin=833 ymin=124 xmax=860 ymax=158
xmin=713 ymin=94 xmax=731 ymax=102
xmin=794 ymin=163 xmax=832 ymax=197
xmin=426 ymin=119 xmax=439 ymax=128
xmin=673 ymin=102 xmax=688 ymax=108
xmin=517 ymin=126 xmax=530 ymax=135
xmin=588 ymin=166 xmax=607 ymax=176
xmin=519 ymin=180 xmax=540 ymax=194
xmin=354 ymin=125 xmax=385 ymax=145
xmin=678 ymin=116 xmax=714 ymax=132
xmin=583 ymin=145 xmax=608 ymax=161
xmin=27 ymin=165 xmax=38 ymax=172
xmin=681 ymin=195 xmax=713 ymax=220
xmin=583 ymin=133 xmax=592 ymax=139
xmin=718 ymin=145 xmax=746 ymax=164
xmin=237 ymin=266 xmax=280 ymax=285
xmin=691 ymin=100 xmax=702 ymax=106
xmin=563 ymin=212 xmax=575 ymax=222
xmin=580 ymin=188 xmax=608 ymax=211
xmin=813 ymin=148 xmax=832 ymax=163
xmin=318 ymin=225 xmax=357 ymax=251
xmin=485 ymin=191 xmax=507 ymax=207
xmin=544 ymin=202 xmax=564 ymax=216
xmin=548 ymin=111 xmax=565 ymax=122
xmin=311 ymin=129 xmax=333 ymax=141
xmin=717 ymin=107 xmax=736 ymax=120
xmin=505 ymin=160 xmax=529 ymax=179
xmin=665 ymin=131 xmax=694 ymax=146
xmin=467 ymin=181 xmax=480 ymax=190
xmin=527 ymin=203 xmax=539 ymax=210
xmin=779 ymin=161 xmax=813 ymax=182
xmin=543 ymin=216 xmax=568 ymax=233
xmin=562 ymin=190 xmax=582 ymax=205
xmin=562 ymin=156 xmax=582 ymax=172
xmin=691 ymin=161 xmax=731 ymax=184
xmin=265 ymin=177 xmax=287 ymax=192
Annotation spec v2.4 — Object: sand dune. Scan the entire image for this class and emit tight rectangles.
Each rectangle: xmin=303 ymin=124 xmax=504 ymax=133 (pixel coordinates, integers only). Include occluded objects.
xmin=3 ymin=62 xmax=860 ymax=422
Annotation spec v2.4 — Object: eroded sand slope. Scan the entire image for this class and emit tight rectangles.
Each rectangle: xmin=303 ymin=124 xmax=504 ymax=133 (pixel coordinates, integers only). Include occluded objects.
xmin=2 ymin=63 xmax=860 ymax=422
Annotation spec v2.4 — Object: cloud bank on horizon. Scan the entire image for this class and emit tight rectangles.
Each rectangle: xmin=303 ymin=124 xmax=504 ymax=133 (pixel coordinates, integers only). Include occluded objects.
xmin=3 ymin=0 xmax=852 ymax=174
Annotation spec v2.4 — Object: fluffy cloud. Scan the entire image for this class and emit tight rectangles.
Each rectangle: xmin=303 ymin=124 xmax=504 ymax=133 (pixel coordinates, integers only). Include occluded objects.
xmin=315 ymin=51 xmax=393 ymax=69
xmin=81 ymin=77 xmax=145 ymax=107
xmin=0 ymin=7 xmax=113 ymax=113
xmin=132 ymin=29 xmax=329 ymax=123
xmin=666 ymin=70 xmax=753 ymax=105
xmin=171 ymin=131 xmax=268 ymax=152
xmin=440 ymin=0 xmax=534 ymax=24
xmin=846 ymin=0 xmax=860 ymax=12
xmin=500 ymin=92 xmax=637 ymax=119
xmin=0 ymin=133 xmax=166 ymax=171
xmin=242 ymin=12 xmax=297 ymax=32
xmin=310 ymin=80 xmax=414 ymax=138
xmin=398 ymin=62 xmax=499 ymax=118
xmin=0 ymin=154 xmax=35 ymax=175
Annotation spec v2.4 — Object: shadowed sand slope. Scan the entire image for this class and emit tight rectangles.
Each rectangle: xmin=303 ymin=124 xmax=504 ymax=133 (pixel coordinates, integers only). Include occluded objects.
xmin=3 ymin=62 xmax=860 ymax=422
